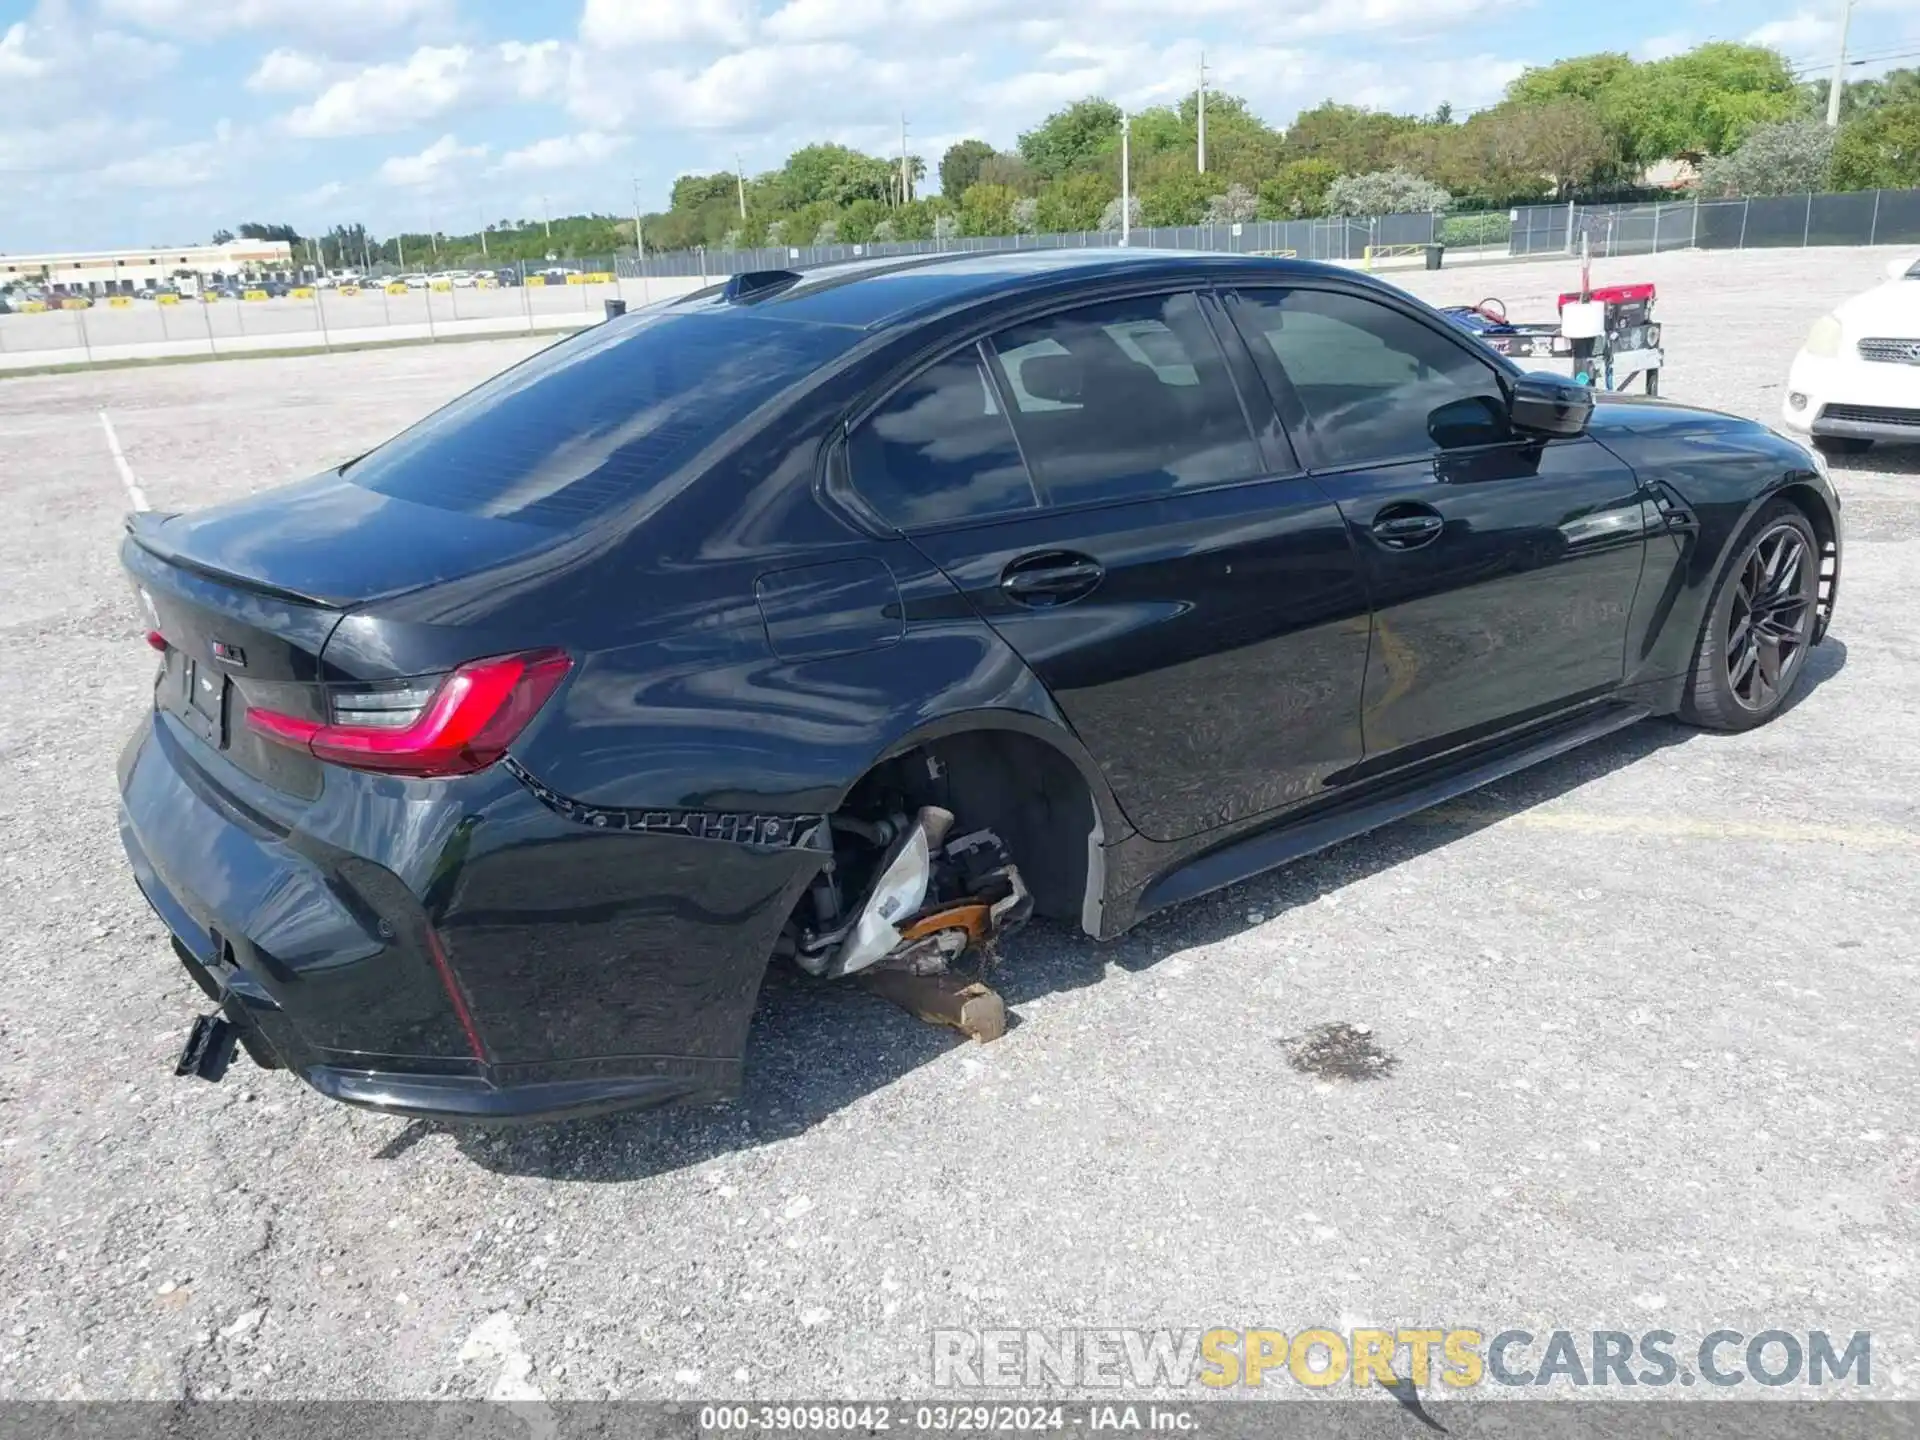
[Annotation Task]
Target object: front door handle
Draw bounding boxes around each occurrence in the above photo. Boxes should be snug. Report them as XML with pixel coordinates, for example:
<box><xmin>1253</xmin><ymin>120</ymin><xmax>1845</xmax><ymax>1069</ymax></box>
<box><xmin>1001</xmin><ymin>552</ymin><xmax>1105</xmax><ymax>606</ymax></box>
<box><xmin>1370</xmin><ymin>506</ymin><xmax>1446</xmax><ymax>550</ymax></box>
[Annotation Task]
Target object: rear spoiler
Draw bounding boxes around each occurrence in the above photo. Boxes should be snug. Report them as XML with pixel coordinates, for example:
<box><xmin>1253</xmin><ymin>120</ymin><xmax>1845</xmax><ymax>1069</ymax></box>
<box><xmin>123</xmin><ymin>511</ymin><xmax>340</xmax><ymax>609</ymax></box>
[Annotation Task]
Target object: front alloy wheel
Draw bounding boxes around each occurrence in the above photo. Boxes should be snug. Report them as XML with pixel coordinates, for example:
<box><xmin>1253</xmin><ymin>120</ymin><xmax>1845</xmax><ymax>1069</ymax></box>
<box><xmin>1725</xmin><ymin>523</ymin><xmax>1813</xmax><ymax>712</ymax></box>
<box><xmin>1680</xmin><ymin>502</ymin><xmax>1821</xmax><ymax>733</ymax></box>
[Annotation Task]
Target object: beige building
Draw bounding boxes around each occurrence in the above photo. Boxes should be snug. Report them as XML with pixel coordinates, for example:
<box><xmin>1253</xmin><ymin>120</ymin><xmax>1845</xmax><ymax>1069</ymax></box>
<box><xmin>0</xmin><ymin>240</ymin><xmax>296</xmax><ymax>295</ymax></box>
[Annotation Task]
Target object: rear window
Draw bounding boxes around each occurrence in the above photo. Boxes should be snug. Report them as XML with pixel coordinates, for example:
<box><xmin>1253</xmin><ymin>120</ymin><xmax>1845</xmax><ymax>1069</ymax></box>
<box><xmin>344</xmin><ymin>310</ymin><xmax>853</xmax><ymax>526</ymax></box>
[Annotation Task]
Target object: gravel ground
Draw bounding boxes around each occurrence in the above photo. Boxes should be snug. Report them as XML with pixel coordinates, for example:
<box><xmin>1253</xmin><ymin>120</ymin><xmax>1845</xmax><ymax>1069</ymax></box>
<box><xmin>1</xmin><ymin>245</ymin><xmax>1916</xmax><ymax>1404</ymax></box>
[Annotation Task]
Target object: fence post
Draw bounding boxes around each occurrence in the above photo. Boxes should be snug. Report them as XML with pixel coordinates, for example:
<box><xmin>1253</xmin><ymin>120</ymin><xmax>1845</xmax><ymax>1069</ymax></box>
<box><xmin>1652</xmin><ymin>201</ymin><xmax>1661</xmax><ymax>254</ymax></box>
<box><xmin>1869</xmin><ymin>189</ymin><xmax>1881</xmax><ymax>246</ymax></box>
<box><xmin>1738</xmin><ymin>198</ymin><xmax>1750</xmax><ymax>249</ymax></box>
<box><xmin>1803</xmin><ymin>192</ymin><xmax>1812</xmax><ymax>247</ymax></box>
<box><xmin>1690</xmin><ymin>197</ymin><xmax>1699</xmax><ymax>250</ymax></box>
<box><xmin>1566</xmin><ymin>199</ymin><xmax>1575</xmax><ymax>255</ymax></box>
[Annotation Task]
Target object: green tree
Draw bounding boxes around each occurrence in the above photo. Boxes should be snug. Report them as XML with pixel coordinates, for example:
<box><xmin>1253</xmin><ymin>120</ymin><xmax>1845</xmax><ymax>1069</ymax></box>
<box><xmin>837</xmin><ymin>197</ymin><xmax>891</xmax><ymax>243</ymax></box>
<box><xmin>1202</xmin><ymin>183</ymin><xmax>1259</xmax><ymax>223</ymax></box>
<box><xmin>1324</xmin><ymin>169</ymin><xmax>1452</xmax><ymax>216</ymax></box>
<box><xmin>1140</xmin><ymin>171</ymin><xmax>1211</xmax><ymax>226</ymax></box>
<box><xmin>939</xmin><ymin>139</ymin><xmax>996</xmax><ymax>197</ymax></box>
<box><xmin>1035</xmin><ymin>172</ymin><xmax>1114</xmax><ymax>230</ymax></box>
<box><xmin>1259</xmin><ymin>159</ymin><xmax>1337</xmax><ymax>218</ymax></box>
<box><xmin>1607</xmin><ymin>44</ymin><xmax>1800</xmax><ymax>164</ymax></box>
<box><xmin>1284</xmin><ymin>102</ymin><xmax>1418</xmax><ymax>174</ymax></box>
<box><xmin>958</xmin><ymin>182</ymin><xmax>1017</xmax><ymax>236</ymax></box>
<box><xmin>1697</xmin><ymin>118</ymin><xmax>1835</xmax><ymax>196</ymax></box>
<box><xmin>1018</xmin><ymin>97</ymin><xmax>1123</xmax><ymax>177</ymax></box>
<box><xmin>1485</xmin><ymin>97</ymin><xmax>1616</xmax><ymax>198</ymax></box>
<box><xmin>977</xmin><ymin>152</ymin><xmax>1040</xmax><ymax>194</ymax></box>
<box><xmin>1506</xmin><ymin>52</ymin><xmax>1636</xmax><ymax>107</ymax></box>
<box><xmin>210</xmin><ymin>228</ymin><xmax>235</xmax><ymax>245</ymax></box>
<box><xmin>1831</xmin><ymin>100</ymin><xmax>1920</xmax><ymax>188</ymax></box>
<box><xmin>670</xmin><ymin>173</ymin><xmax>739</xmax><ymax>211</ymax></box>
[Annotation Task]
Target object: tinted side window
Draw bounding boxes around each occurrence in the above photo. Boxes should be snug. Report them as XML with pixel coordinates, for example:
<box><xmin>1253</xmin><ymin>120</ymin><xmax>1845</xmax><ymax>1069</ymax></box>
<box><xmin>849</xmin><ymin>350</ymin><xmax>1038</xmax><ymax>528</ymax></box>
<box><xmin>987</xmin><ymin>292</ymin><xmax>1261</xmax><ymax>505</ymax></box>
<box><xmin>1233</xmin><ymin>289</ymin><xmax>1509</xmax><ymax>468</ymax></box>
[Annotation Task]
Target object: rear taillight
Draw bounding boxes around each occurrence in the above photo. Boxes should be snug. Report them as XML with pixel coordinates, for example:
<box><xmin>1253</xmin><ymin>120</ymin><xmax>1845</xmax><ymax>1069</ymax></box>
<box><xmin>145</xmin><ymin>630</ymin><xmax>169</xmax><ymax>652</ymax></box>
<box><xmin>246</xmin><ymin>649</ymin><xmax>571</xmax><ymax>778</ymax></box>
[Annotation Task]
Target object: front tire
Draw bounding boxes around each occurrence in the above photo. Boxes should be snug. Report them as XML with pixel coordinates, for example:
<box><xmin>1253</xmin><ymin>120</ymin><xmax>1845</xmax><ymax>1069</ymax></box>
<box><xmin>1678</xmin><ymin>502</ymin><xmax>1820</xmax><ymax>733</ymax></box>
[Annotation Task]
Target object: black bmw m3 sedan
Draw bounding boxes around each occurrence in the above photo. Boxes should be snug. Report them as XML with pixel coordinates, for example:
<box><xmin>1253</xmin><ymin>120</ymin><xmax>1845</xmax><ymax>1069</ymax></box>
<box><xmin>118</xmin><ymin>250</ymin><xmax>1841</xmax><ymax>1121</ymax></box>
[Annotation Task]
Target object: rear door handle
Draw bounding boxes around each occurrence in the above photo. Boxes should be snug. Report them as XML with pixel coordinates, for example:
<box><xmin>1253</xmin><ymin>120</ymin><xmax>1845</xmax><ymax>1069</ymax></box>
<box><xmin>1369</xmin><ymin>507</ymin><xmax>1446</xmax><ymax>550</ymax></box>
<box><xmin>1000</xmin><ymin>552</ymin><xmax>1105</xmax><ymax>606</ymax></box>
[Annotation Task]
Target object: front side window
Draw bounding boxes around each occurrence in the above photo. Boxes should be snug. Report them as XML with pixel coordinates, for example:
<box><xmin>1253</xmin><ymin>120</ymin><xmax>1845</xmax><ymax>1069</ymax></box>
<box><xmin>847</xmin><ymin>349</ymin><xmax>1038</xmax><ymax>528</ymax></box>
<box><xmin>986</xmin><ymin>292</ymin><xmax>1262</xmax><ymax>506</ymax></box>
<box><xmin>1233</xmin><ymin>288</ymin><xmax>1511</xmax><ymax>468</ymax></box>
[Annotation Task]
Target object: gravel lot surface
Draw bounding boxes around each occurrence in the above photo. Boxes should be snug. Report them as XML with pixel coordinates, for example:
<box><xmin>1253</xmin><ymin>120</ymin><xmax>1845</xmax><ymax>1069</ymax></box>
<box><xmin>1</xmin><ymin>245</ymin><xmax>1916</xmax><ymax>1403</ymax></box>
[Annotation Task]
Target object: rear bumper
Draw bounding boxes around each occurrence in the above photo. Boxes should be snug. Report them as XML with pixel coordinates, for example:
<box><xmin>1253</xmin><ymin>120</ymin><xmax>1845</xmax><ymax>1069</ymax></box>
<box><xmin>118</xmin><ymin>712</ymin><xmax>808</xmax><ymax>1123</ymax></box>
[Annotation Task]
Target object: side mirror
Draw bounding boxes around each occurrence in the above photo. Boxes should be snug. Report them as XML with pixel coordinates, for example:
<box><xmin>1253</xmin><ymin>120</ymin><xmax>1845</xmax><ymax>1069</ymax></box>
<box><xmin>1510</xmin><ymin>372</ymin><xmax>1594</xmax><ymax>439</ymax></box>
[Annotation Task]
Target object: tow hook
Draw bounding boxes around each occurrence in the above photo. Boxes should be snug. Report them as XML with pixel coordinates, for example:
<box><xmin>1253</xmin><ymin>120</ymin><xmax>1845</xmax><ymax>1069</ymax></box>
<box><xmin>175</xmin><ymin>1014</ymin><xmax>238</xmax><ymax>1082</ymax></box>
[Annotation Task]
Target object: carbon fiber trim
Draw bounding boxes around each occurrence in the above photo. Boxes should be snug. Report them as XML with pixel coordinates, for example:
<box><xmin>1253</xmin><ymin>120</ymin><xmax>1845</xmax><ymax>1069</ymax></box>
<box><xmin>502</xmin><ymin>757</ymin><xmax>825</xmax><ymax>849</ymax></box>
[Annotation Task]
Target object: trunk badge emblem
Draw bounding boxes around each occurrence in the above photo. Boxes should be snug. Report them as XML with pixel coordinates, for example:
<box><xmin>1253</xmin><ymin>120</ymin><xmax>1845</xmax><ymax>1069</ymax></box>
<box><xmin>210</xmin><ymin>641</ymin><xmax>246</xmax><ymax>667</ymax></box>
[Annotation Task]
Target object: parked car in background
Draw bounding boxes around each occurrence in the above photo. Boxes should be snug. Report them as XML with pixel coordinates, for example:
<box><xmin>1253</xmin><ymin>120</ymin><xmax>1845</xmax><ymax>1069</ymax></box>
<box><xmin>492</xmin><ymin>268</ymin><xmax>522</xmax><ymax>287</ymax></box>
<box><xmin>118</xmin><ymin>251</ymin><xmax>1842</xmax><ymax>1123</ymax></box>
<box><xmin>539</xmin><ymin>265</ymin><xmax>580</xmax><ymax>285</ymax></box>
<box><xmin>404</xmin><ymin>273</ymin><xmax>431</xmax><ymax>290</ymax></box>
<box><xmin>1782</xmin><ymin>253</ymin><xmax>1920</xmax><ymax>454</ymax></box>
<box><xmin>447</xmin><ymin>270</ymin><xmax>479</xmax><ymax>288</ymax></box>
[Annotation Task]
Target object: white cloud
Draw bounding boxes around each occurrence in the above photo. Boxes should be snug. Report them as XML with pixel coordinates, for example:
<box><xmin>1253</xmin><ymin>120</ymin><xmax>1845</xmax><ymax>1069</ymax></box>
<box><xmin>496</xmin><ymin>130</ymin><xmax>624</xmax><ymax>172</ymax></box>
<box><xmin>1746</xmin><ymin>11</ymin><xmax>1831</xmax><ymax>54</ymax></box>
<box><xmin>99</xmin><ymin>0</ymin><xmax>447</xmax><ymax>45</ymax></box>
<box><xmin>1635</xmin><ymin>31</ymin><xmax>1692</xmax><ymax>62</ymax></box>
<box><xmin>378</xmin><ymin>132</ymin><xmax>487</xmax><ymax>187</ymax></box>
<box><xmin>284</xmin><ymin>41</ymin><xmax>565</xmax><ymax>137</ymax></box>
<box><xmin>245</xmin><ymin>47</ymin><xmax>331</xmax><ymax>92</ymax></box>
<box><xmin>0</xmin><ymin>8</ymin><xmax>176</xmax><ymax>120</ymax></box>
<box><xmin>578</xmin><ymin>0</ymin><xmax>753</xmax><ymax>48</ymax></box>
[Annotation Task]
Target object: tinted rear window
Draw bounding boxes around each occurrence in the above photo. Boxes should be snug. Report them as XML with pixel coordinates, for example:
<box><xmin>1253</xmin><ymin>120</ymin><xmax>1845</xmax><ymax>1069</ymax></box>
<box><xmin>344</xmin><ymin>311</ymin><xmax>853</xmax><ymax>526</ymax></box>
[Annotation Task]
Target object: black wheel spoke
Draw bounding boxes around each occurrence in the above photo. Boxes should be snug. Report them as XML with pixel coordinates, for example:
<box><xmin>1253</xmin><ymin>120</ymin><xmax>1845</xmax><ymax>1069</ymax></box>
<box><xmin>1723</xmin><ymin>523</ymin><xmax>1811</xmax><ymax>713</ymax></box>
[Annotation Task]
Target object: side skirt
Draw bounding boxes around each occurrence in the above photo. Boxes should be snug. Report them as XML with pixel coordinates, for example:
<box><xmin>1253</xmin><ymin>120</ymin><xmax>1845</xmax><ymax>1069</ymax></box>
<box><xmin>1133</xmin><ymin>700</ymin><xmax>1651</xmax><ymax>919</ymax></box>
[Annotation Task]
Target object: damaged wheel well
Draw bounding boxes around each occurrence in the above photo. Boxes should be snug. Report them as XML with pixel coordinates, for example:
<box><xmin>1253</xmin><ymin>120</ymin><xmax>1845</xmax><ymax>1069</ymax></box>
<box><xmin>776</xmin><ymin>727</ymin><xmax>1104</xmax><ymax>977</ymax></box>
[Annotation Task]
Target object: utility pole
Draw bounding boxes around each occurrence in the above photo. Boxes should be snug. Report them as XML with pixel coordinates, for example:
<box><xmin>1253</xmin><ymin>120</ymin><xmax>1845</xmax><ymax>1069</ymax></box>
<box><xmin>900</xmin><ymin>113</ymin><xmax>911</xmax><ymax>207</ymax></box>
<box><xmin>1120</xmin><ymin>110</ymin><xmax>1131</xmax><ymax>247</ymax></box>
<box><xmin>1826</xmin><ymin>0</ymin><xmax>1856</xmax><ymax>126</ymax></box>
<box><xmin>631</xmin><ymin>175</ymin><xmax>647</xmax><ymax>264</ymax></box>
<box><xmin>735</xmin><ymin>152</ymin><xmax>748</xmax><ymax>220</ymax></box>
<box><xmin>543</xmin><ymin>196</ymin><xmax>552</xmax><ymax>239</ymax></box>
<box><xmin>1197</xmin><ymin>50</ymin><xmax>1207</xmax><ymax>175</ymax></box>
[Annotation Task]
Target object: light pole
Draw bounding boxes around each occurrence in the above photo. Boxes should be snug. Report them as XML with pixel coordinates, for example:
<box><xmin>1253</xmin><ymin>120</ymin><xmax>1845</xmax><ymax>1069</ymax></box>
<box><xmin>631</xmin><ymin>175</ymin><xmax>647</xmax><ymax>266</ymax></box>
<box><xmin>1197</xmin><ymin>50</ymin><xmax>1208</xmax><ymax>175</ymax></box>
<box><xmin>1826</xmin><ymin>0</ymin><xmax>1856</xmax><ymax>127</ymax></box>
<box><xmin>1120</xmin><ymin>110</ymin><xmax>1131</xmax><ymax>247</ymax></box>
<box><xmin>735</xmin><ymin>153</ymin><xmax>748</xmax><ymax>220</ymax></box>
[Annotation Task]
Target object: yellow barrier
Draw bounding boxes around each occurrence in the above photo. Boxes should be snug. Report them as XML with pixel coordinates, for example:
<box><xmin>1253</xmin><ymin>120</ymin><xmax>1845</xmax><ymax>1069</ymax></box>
<box><xmin>61</xmin><ymin>297</ymin><xmax>92</xmax><ymax>310</ymax></box>
<box><xmin>1361</xmin><ymin>244</ymin><xmax>1428</xmax><ymax>271</ymax></box>
<box><xmin>581</xmin><ymin>271</ymin><xmax>615</xmax><ymax>284</ymax></box>
<box><xmin>291</xmin><ymin>287</ymin><xmax>314</xmax><ymax>299</ymax></box>
<box><xmin>430</xmin><ymin>280</ymin><xmax>452</xmax><ymax>292</ymax></box>
<box><xmin>564</xmin><ymin>273</ymin><xmax>587</xmax><ymax>286</ymax></box>
<box><xmin>386</xmin><ymin>282</ymin><xmax>410</xmax><ymax>295</ymax></box>
<box><xmin>156</xmin><ymin>293</ymin><xmax>180</xmax><ymax>305</ymax></box>
<box><xmin>108</xmin><ymin>296</ymin><xmax>134</xmax><ymax>308</ymax></box>
<box><xmin>477</xmin><ymin>277</ymin><xmax>499</xmax><ymax>289</ymax></box>
<box><xmin>21</xmin><ymin>300</ymin><xmax>48</xmax><ymax>313</ymax></box>
<box><xmin>201</xmin><ymin>293</ymin><xmax>220</xmax><ymax>302</ymax></box>
<box><xmin>527</xmin><ymin>275</ymin><xmax>547</xmax><ymax>287</ymax></box>
<box><xmin>338</xmin><ymin>286</ymin><xmax>361</xmax><ymax>297</ymax></box>
<box><xmin>243</xmin><ymin>289</ymin><xmax>269</xmax><ymax>301</ymax></box>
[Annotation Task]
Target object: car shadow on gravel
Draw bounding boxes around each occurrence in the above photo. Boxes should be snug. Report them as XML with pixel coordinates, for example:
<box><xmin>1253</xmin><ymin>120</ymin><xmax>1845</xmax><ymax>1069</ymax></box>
<box><xmin>433</xmin><ymin>640</ymin><xmax>1847</xmax><ymax>1183</ymax></box>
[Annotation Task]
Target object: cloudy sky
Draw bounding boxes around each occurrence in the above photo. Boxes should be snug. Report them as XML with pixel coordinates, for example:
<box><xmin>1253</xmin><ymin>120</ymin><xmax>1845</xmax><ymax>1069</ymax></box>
<box><xmin>2</xmin><ymin>0</ymin><xmax>1917</xmax><ymax>251</ymax></box>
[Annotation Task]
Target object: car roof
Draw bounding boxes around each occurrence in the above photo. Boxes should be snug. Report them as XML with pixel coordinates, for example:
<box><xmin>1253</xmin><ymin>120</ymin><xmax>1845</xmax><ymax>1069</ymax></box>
<box><xmin>666</xmin><ymin>248</ymin><xmax>1366</xmax><ymax>332</ymax></box>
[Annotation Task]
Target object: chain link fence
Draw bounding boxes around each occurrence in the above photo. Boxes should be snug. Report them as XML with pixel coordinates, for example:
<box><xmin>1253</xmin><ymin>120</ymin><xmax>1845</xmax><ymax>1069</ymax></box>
<box><xmin>1511</xmin><ymin>189</ymin><xmax>1920</xmax><ymax>259</ymax></box>
<box><xmin>8</xmin><ymin>189</ymin><xmax>1918</xmax><ymax>371</ymax></box>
